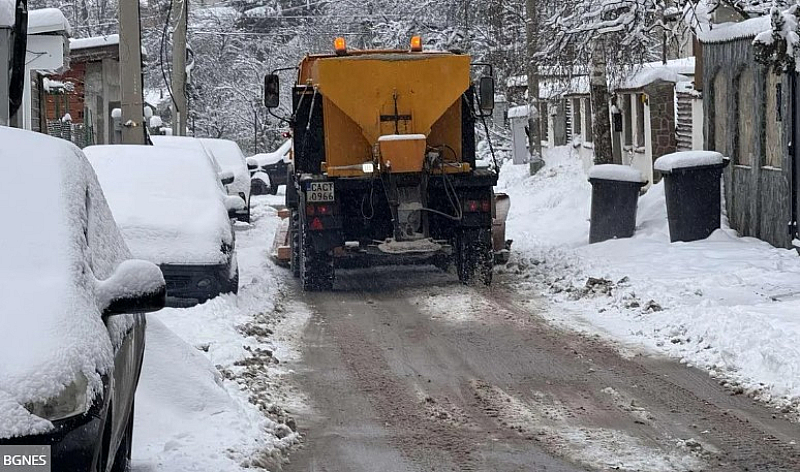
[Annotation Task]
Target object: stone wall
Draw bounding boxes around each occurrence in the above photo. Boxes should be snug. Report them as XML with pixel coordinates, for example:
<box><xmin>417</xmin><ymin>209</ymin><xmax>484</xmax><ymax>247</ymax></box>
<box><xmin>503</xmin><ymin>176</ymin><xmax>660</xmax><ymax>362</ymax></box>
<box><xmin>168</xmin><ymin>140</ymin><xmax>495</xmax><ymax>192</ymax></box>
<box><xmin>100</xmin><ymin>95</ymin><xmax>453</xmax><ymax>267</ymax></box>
<box><xmin>644</xmin><ymin>80</ymin><xmax>677</xmax><ymax>183</ymax></box>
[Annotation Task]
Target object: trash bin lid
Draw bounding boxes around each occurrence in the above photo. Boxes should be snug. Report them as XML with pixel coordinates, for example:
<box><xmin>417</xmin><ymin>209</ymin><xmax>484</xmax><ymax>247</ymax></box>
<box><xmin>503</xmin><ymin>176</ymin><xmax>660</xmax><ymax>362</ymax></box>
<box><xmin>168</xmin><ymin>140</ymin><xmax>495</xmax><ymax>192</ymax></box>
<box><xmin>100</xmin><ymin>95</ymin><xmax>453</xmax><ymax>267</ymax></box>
<box><xmin>655</xmin><ymin>151</ymin><xmax>726</xmax><ymax>174</ymax></box>
<box><xmin>587</xmin><ymin>164</ymin><xmax>647</xmax><ymax>184</ymax></box>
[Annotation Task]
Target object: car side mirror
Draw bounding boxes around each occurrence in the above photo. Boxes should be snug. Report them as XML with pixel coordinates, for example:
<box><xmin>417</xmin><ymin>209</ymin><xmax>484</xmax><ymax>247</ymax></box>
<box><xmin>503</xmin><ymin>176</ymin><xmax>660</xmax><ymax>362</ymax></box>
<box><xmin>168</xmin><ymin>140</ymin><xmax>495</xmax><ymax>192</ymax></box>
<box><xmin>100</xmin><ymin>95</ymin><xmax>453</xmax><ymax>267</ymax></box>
<box><xmin>224</xmin><ymin>195</ymin><xmax>246</xmax><ymax>218</ymax></box>
<box><xmin>265</xmin><ymin>74</ymin><xmax>280</xmax><ymax>109</ymax></box>
<box><xmin>98</xmin><ymin>260</ymin><xmax>166</xmax><ymax>316</ymax></box>
<box><xmin>478</xmin><ymin>76</ymin><xmax>495</xmax><ymax>113</ymax></box>
<box><xmin>246</xmin><ymin>157</ymin><xmax>259</xmax><ymax>172</ymax></box>
<box><xmin>220</xmin><ymin>170</ymin><xmax>235</xmax><ymax>186</ymax></box>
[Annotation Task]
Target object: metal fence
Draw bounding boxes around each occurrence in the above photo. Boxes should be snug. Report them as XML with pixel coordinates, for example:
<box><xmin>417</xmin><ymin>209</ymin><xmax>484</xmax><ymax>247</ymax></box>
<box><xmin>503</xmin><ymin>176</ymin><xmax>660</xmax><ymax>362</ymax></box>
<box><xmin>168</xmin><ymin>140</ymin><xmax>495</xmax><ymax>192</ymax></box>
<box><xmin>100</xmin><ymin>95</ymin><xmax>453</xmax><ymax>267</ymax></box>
<box><xmin>46</xmin><ymin>120</ymin><xmax>93</xmax><ymax>148</ymax></box>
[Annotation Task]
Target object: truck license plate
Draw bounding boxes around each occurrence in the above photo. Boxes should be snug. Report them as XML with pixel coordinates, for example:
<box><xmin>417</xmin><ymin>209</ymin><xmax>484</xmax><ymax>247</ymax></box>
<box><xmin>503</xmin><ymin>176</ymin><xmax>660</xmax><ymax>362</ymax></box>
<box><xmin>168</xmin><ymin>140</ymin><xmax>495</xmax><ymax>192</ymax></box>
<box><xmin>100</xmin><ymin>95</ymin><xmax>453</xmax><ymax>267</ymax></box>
<box><xmin>308</xmin><ymin>182</ymin><xmax>335</xmax><ymax>202</ymax></box>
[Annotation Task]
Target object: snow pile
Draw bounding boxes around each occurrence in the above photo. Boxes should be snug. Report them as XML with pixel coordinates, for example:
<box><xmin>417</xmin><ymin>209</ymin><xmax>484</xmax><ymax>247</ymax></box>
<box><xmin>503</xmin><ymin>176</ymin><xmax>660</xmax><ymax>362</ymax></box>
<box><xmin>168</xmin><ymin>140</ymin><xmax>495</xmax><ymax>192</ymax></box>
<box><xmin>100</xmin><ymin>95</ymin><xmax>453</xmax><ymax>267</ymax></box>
<box><xmin>200</xmin><ymin>138</ymin><xmax>251</xmax><ymax>200</ymax></box>
<box><xmin>0</xmin><ymin>127</ymin><xmax>132</xmax><ymax>438</ymax></box>
<box><xmin>499</xmin><ymin>146</ymin><xmax>800</xmax><ymax>414</ymax></box>
<box><xmin>0</xmin><ymin>0</ymin><xmax>13</xmax><ymax>27</ymax></box>
<box><xmin>654</xmin><ymin>150</ymin><xmax>725</xmax><ymax>173</ymax></box>
<box><xmin>134</xmin><ymin>195</ymin><xmax>303</xmax><ymax>471</ymax></box>
<box><xmin>85</xmin><ymin>145</ymin><xmax>233</xmax><ymax>265</ymax></box>
<box><xmin>588</xmin><ymin>164</ymin><xmax>646</xmax><ymax>183</ymax></box>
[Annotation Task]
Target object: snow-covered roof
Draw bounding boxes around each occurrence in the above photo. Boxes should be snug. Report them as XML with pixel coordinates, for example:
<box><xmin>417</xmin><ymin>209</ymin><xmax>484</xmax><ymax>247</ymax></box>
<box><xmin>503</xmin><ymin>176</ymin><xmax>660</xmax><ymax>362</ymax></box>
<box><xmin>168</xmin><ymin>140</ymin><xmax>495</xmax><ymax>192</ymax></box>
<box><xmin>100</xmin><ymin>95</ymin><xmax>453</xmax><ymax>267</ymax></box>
<box><xmin>0</xmin><ymin>127</ymin><xmax>132</xmax><ymax>439</ymax></box>
<box><xmin>85</xmin><ymin>145</ymin><xmax>233</xmax><ymax>265</ymax></box>
<box><xmin>199</xmin><ymin>138</ymin><xmax>250</xmax><ymax>199</ymax></box>
<box><xmin>540</xmin><ymin>75</ymin><xmax>590</xmax><ymax>99</ymax></box>
<box><xmin>252</xmin><ymin>139</ymin><xmax>292</xmax><ymax>166</ymax></box>
<box><xmin>70</xmin><ymin>33</ymin><xmax>118</xmax><ymax>50</ymax></box>
<box><xmin>698</xmin><ymin>15</ymin><xmax>770</xmax><ymax>44</ymax></box>
<box><xmin>616</xmin><ymin>57</ymin><xmax>695</xmax><ymax>91</ymax></box>
<box><xmin>507</xmin><ymin>105</ymin><xmax>529</xmax><ymax>119</ymax></box>
<box><xmin>28</xmin><ymin>8</ymin><xmax>70</xmax><ymax>35</ymax></box>
<box><xmin>1</xmin><ymin>0</ymin><xmax>14</xmax><ymax>28</ymax></box>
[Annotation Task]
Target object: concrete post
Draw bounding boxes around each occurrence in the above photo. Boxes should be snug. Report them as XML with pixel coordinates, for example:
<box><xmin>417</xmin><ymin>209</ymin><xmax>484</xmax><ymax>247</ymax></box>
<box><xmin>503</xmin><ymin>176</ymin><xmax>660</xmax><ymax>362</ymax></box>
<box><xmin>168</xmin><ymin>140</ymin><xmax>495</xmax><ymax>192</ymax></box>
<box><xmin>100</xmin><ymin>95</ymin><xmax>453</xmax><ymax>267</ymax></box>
<box><xmin>119</xmin><ymin>0</ymin><xmax>145</xmax><ymax>144</ymax></box>
<box><xmin>0</xmin><ymin>28</ymin><xmax>10</xmax><ymax>126</ymax></box>
<box><xmin>172</xmin><ymin>0</ymin><xmax>187</xmax><ymax>136</ymax></box>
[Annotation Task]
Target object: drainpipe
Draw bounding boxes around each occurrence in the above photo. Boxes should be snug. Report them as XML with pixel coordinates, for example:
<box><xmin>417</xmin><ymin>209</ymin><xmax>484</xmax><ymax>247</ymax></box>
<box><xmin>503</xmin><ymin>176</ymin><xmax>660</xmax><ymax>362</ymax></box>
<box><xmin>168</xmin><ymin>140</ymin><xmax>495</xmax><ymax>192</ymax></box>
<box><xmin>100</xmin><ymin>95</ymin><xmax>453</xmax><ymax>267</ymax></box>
<box><xmin>8</xmin><ymin>0</ymin><xmax>26</xmax><ymax>126</ymax></box>
<box><xmin>791</xmin><ymin>71</ymin><xmax>799</xmax><ymax>243</ymax></box>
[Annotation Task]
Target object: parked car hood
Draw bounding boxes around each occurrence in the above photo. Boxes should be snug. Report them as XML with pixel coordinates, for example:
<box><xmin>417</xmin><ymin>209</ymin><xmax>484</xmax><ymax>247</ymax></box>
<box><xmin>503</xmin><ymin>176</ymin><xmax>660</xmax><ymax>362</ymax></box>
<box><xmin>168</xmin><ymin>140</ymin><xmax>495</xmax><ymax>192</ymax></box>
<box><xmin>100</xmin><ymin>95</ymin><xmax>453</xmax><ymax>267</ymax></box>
<box><xmin>0</xmin><ymin>128</ymin><xmax>128</xmax><ymax>439</ymax></box>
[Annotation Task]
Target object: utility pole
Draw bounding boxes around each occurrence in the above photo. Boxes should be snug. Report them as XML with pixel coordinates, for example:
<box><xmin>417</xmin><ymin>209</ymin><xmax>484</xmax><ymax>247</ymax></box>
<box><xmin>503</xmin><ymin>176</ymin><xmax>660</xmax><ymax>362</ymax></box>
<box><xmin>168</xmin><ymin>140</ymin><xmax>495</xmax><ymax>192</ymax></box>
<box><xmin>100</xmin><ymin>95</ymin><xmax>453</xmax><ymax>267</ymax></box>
<box><xmin>172</xmin><ymin>0</ymin><xmax>188</xmax><ymax>136</ymax></box>
<box><xmin>463</xmin><ymin>0</ymin><xmax>469</xmax><ymax>51</ymax></box>
<box><xmin>525</xmin><ymin>0</ymin><xmax>544</xmax><ymax>174</ymax></box>
<box><xmin>119</xmin><ymin>0</ymin><xmax>145</xmax><ymax>144</ymax></box>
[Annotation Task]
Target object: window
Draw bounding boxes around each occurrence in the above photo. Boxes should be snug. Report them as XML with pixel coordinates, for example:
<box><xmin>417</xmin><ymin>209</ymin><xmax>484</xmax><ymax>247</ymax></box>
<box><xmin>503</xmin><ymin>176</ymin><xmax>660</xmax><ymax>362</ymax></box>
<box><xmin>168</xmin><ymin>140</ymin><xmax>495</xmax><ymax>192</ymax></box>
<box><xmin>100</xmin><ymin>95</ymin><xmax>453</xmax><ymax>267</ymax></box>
<box><xmin>584</xmin><ymin>98</ymin><xmax>593</xmax><ymax>143</ymax></box>
<box><xmin>736</xmin><ymin>67</ymin><xmax>755</xmax><ymax>166</ymax></box>
<box><xmin>635</xmin><ymin>93</ymin><xmax>645</xmax><ymax>147</ymax></box>
<box><xmin>765</xmin><ymin>72</ymin><xmax>783</xmax><ymax>168</ymax></box>
<box><xmin>713</xmin><ymin>71</ymin><xmax>727</xmax><ymax>154</ymax></box>
<box><xmin>623</xmin><ymin>94</ymin><xmax>633</xmax><ymax>146</ymax></box>
<box><xmin>572</xmin><ymin>98</ymin><xmax>582</xmax><ymax>137</ymax></box>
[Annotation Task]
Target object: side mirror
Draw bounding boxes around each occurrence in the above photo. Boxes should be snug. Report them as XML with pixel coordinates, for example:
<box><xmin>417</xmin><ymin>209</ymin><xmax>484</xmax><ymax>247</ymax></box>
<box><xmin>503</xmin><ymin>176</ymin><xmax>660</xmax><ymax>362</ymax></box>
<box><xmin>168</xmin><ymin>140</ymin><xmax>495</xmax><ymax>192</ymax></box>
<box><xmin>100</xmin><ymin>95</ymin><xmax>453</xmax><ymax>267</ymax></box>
<box><xmin>264</xmin><ymin>74</ymin><xmax>280</xmax><ymax>109</ymax></box>
<box><xmin>246</xmin><ymin>157</ymin><xmax>259</xmax><ymax>172</ymax></box>
<box><xmin>225</xmin><ymin>195</ymin><xmax>246</xmax><ymax>217</ymax></box>
<box><xmin>98</xmin><ymin>260</ymin><xmax>166</xmax><ymax>316</ymax></box>
<box><xmin>478</xmin><ymin>76</ymin><xmax>495</xmax><ymax>113</ymax></box>
<box><xmin>220</xmin><ymin>170</ymin><xmax>235</xmax><ymax>186</ymax></box>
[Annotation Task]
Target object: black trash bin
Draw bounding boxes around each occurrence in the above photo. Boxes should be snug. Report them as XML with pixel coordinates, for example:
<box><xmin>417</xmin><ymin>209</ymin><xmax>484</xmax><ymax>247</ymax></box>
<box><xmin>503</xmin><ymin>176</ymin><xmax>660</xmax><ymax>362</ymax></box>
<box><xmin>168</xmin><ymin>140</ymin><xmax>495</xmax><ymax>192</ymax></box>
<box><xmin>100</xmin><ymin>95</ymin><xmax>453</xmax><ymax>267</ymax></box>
<box><xmin>588</xmin><ymin>165</ymin><xmax>647</xmax><ymax>244</ymax></box>
<box><xmin>654</xmin><ymin>151</ymin><xmax>729</xmax><ymax>243</ymax></box>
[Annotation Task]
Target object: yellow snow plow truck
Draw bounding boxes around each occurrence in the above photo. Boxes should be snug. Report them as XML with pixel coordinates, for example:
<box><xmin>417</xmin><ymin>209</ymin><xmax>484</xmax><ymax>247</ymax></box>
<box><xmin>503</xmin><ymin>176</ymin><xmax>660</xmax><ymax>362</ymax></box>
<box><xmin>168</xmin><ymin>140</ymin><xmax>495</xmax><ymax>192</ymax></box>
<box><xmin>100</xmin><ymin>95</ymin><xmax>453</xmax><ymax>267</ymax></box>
<box><xmin>265</xmin><ymin>37</ymin><xmax>508</xmax><ymax>291</ymax></box>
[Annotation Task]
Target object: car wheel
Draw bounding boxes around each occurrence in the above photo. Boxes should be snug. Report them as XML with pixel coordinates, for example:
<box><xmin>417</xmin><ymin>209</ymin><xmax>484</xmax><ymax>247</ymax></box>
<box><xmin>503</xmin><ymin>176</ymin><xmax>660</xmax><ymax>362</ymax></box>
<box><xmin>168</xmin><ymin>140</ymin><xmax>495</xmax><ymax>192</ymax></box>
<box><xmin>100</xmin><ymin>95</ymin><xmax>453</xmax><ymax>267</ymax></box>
<box><xmin>110</xmin><ymin>402</ymin><xmax>134</xmax><ymax>472</ymax></box>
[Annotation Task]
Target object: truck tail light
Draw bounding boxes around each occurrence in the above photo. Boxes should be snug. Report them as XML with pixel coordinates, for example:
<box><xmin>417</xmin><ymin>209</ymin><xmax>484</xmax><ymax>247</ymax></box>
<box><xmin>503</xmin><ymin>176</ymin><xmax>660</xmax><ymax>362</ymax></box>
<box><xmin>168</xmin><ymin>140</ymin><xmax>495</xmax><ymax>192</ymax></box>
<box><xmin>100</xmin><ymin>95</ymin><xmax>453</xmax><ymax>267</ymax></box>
<box><xmin>464</xmin><ymin>200</ymin><xmax>491</xmax><ymax>213</ymax></box>
<box><xmin>306</xmin><ymin>203</ymin><xmax>334</xmax><ymax>216</ymax></box>
<box><xmin>310</xmin><ymin>217</ymin><xmax>324</xmax><ymax>230</ymax></box>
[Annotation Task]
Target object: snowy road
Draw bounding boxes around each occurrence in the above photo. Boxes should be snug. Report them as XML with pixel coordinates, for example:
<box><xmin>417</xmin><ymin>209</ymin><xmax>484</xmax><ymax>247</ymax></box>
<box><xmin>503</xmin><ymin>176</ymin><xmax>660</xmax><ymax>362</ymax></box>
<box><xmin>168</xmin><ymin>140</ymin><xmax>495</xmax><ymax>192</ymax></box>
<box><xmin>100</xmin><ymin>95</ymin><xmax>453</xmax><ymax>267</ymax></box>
<box><xmin>283</xmin><ymin>267</ymin><xmax>800</xmax><ymax>471</ymax></box>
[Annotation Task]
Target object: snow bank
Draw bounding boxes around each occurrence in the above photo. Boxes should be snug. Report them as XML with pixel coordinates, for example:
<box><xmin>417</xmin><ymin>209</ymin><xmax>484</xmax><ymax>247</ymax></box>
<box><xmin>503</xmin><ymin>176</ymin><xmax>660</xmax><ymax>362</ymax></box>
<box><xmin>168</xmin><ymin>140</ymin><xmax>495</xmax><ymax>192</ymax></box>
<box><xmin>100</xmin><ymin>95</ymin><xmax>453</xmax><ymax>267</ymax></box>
<box><xmin>0</xmin><ymin>127</ymin><xmax>132</xmax><ymax>438</ymax></box>
<box><xmin>654</xmin><ymin>150</ymin><xmax>725</xmax><ymax>172</ymax></box>
<box><xmin>588</xmin><ymin>164</ymin><xmax>646</xmax><ymax>183</ymax></box>
<box><xmin>28</xmin><ymin>8</ymin><xmax>69</xmax><ymax>34</ymax></box>
<box><xmin>499</xmin><ymin>145</ymin><xmax>800</xmax><ymax>414</ymax></box>
<box><xmin>0</xmin><ymin>0</ymin><xmax>14</xmax><ymax>28</ymax></box>
<box><xmin>134</xmin><ymin>196</ymin><xmax>303</xmax><ymax>471</ymax></box>
<box><xmin>85</xmin><ymin>145</ymin><xmax>233</xmax><ymax>265</ymax></box>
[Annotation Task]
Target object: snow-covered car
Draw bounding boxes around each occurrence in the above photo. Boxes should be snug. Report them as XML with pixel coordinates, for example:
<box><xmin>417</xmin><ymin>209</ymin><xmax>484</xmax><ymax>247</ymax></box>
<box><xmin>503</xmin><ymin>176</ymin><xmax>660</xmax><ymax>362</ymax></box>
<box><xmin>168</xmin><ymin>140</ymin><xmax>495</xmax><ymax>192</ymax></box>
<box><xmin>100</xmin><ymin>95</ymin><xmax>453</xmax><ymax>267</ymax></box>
<box><xmin>200</xmin><ymin>138</ymin><xmax>251</xmax><ymax>222</ymax></box>
<box><xmin>85</xmin><ymin>145</ymin><xmax>240</xmax><ymax>307</ymax></box>
<box><xmin>0</xmin><ymin>127</ymin><xmax>166</xmax><ymax>471</ymax></box>
<box><xmin>249</xmin><ymin>139</ymin><xmax>292</xmax><ymax>195</ymax></box>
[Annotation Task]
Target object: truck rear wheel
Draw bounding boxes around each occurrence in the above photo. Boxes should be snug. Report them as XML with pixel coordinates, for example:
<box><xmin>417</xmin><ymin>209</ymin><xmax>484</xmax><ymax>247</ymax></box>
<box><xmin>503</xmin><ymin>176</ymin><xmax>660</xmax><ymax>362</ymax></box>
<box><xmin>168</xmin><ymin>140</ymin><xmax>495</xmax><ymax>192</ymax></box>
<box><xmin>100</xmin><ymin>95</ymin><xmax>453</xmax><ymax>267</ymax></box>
<box><xmin>456</xmin><ymin>229</ymin><xmax>493</xmax><ymax>286</ymax></box>
<box><xmin>299</xmin><ymin>224</ymin><xmax>335</xmax><ymax>291</ymax></box>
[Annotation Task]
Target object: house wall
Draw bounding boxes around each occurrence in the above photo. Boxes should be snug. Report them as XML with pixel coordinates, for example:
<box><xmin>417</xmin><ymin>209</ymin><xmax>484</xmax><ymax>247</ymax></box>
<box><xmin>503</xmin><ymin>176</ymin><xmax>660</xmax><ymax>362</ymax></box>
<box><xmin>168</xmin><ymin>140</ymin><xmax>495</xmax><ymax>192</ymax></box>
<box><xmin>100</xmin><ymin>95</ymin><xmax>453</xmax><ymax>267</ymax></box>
<box><xmin>703</xmin><ymin>38</ymin><xmax>793</xmax><ymax>249</ymax></box>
